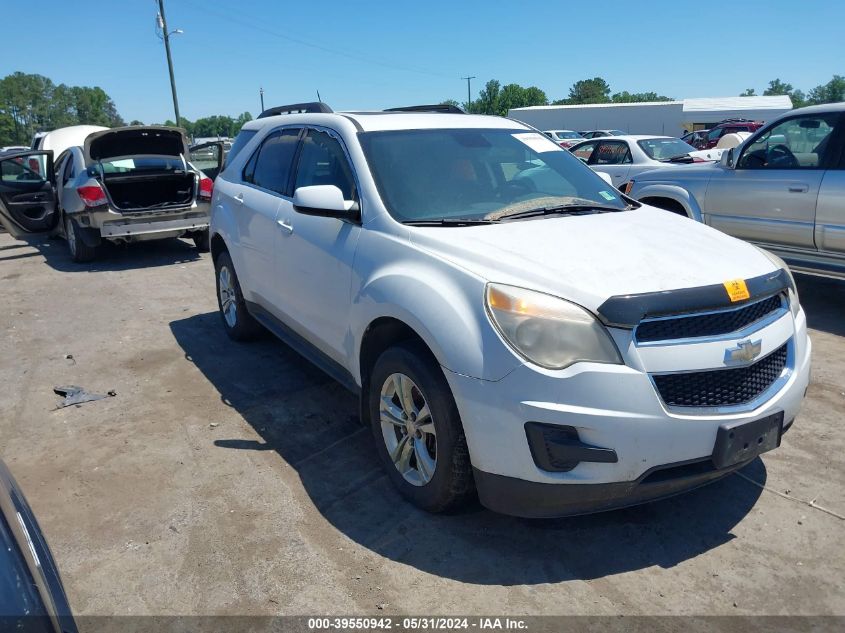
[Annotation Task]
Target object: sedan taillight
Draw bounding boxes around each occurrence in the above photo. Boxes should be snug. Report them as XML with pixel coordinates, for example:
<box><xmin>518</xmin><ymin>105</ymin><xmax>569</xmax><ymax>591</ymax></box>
<box><xmin>199</xmin><ymin>176</ymin><xmax>213</xmax><ymax>201</ymax></box>
<box><xmin>77</xmin><ymin>184</ymin><xmax>108</xmax><ymax>208</ymax></box>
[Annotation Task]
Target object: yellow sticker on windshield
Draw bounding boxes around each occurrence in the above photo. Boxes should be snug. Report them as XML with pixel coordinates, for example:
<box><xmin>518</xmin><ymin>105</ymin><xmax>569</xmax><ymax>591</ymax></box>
<box><xmin>723</xmin><ymin>279</ymin><xmax>750</xmax><ymax>302</ymax></box>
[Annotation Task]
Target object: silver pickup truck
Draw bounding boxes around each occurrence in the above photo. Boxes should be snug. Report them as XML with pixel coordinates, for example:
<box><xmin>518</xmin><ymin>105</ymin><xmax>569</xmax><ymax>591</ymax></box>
<box><xmin>628</xmin><ymin>103</ymin><xmax>845</xmax><ymax>278</ymax></box>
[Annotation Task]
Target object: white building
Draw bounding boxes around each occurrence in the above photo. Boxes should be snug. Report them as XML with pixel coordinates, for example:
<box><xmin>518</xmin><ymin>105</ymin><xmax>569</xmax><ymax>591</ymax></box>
<box><xmin>508</xmin><ymin>96</ymin><xmax>793</xmax><ymax>137</ymax></box>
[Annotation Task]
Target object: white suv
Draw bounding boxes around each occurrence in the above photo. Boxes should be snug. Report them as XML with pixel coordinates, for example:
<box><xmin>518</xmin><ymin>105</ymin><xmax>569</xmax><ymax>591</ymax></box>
<box><xmin>208</xmin><ymin>103</ymin><xmax>811</xmax><ymax>517</ymax></box>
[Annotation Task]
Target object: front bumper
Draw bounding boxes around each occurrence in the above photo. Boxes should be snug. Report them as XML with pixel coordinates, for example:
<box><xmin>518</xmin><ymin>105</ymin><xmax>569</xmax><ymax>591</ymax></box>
<box><xmin>444</xmin><ymin>309</ymin><xmax>811</xmax><ymax>517</ymax></box>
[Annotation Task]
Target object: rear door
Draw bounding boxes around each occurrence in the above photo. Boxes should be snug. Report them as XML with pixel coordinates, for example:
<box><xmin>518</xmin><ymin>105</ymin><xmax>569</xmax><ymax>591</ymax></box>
<box><xmin>0</xmin><ymin>151</ymin><xmax>58</xmax><ymax>238</ymax></box>
<box><xmin>189</xmin><ymin>142</ymin><xmax>224</xmax><ymax>180</ymax></box>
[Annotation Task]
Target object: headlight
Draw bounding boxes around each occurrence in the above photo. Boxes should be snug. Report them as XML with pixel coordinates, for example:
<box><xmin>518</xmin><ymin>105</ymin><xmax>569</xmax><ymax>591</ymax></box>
<box><xmin>485</xmin><ymin>283</ymin><xmax>622</xmax><ymax>370</ymax></box>
<box><xmin>755</xmin><ymin>247</ymin><xmax>800</xmax><ymax>317</ymax></box>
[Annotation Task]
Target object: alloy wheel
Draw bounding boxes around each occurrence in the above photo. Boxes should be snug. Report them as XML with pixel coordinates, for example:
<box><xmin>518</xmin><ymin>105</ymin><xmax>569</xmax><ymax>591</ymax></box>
<box><xmin>379</xmin><ymin>372</ymin><xmax>437</xmax><ymax>486</ymax></box>
<box><xmin>218</xmin><ymin>265</ymin><xmax>237</xmax><ymax>328</ymax></box>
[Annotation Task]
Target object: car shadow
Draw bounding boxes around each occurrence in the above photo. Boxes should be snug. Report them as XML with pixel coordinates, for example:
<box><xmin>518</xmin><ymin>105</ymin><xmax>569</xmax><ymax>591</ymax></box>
<box><xmin>17</xmin><ymin>235</ymin><xmax>201</xmax><ymax>272</ymax></box>
<box><xmin>795</xmin><ymin>273</ymin><xmax>845</xmax><ymax>337</ymax></box>
<box><xmin>170</xmin><ymin>312</ymin><xmax>766</xmax><ymax>585</ymax></box>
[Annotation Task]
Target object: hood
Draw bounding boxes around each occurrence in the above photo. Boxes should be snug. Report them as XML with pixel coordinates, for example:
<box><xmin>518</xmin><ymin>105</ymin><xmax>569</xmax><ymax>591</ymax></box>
<box><xmin>409</xmin><ymin>206</ymin><xmax>778</xmax><ymax>314</ymax></box>
<box><xmin>84</xmin><ymin>126</ymin><xmax>190</xmax><ymax>162</ymax></box>
<box><xmin>636</xmin><ymin>161</ymin><xmax>721</xmax><ymax>182</ymax></box>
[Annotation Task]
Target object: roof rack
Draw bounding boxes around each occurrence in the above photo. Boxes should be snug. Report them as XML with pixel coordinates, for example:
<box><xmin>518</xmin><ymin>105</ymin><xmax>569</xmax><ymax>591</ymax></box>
<box><xmin>383</xmin><ymin>104</ymin><xmax>466</xmax><ymax>114</ymax></box>
<box><xmin>258</xmin><ymin>102</ymin><xmax>333</xmax><ymax>118</ymax></box>
<box><xmin>719</xmin><ymin>117</ymin><xmax>755</xmax><ymax>123</ymax></box>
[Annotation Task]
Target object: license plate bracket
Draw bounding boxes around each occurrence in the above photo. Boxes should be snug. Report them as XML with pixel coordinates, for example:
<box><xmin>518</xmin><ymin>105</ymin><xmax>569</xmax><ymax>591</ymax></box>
<box><xmin>711</xmin><ymin>412</ymin><xmax>784</xmax><ymax>470</ymax></box>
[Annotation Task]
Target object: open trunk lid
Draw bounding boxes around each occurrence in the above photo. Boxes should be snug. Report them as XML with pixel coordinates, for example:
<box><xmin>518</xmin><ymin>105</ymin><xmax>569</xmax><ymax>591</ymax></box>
<box><xmin>84</xmin><ymin>126</ymin><xmax>190</xmax><ymax>163</ymax></box>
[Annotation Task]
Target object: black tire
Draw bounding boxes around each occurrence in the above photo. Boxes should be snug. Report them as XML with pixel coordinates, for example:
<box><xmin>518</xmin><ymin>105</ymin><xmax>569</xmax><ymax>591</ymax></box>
<box><xmin>64</xmin><ymin>215</ymin><xmax>97</xmax><ymax>263</ymax></box>
<box><xmin>214</xmin><ymin>251</ymin><xmax>263</xmax><ymax>341</ymax></box>
<box><xmin>368</xmin><ymin>341</ymin><xmax>474</xmax><ymax>513</ymax></box>
<box><xmin>193</xmin><ymin>229</ymin><xmax>211</xmax><ymax>252</ymax></box>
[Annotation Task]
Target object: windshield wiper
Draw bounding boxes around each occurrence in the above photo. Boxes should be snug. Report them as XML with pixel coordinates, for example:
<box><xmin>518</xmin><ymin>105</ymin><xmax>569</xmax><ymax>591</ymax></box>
<box><xmin>492</xmin><ymin>203</ymin><xmax>629</xmax><ymax>222</ymax></box>
<box><xmin>661</xmin><ymin>154</ymin><xmax>695</xmax><ymax>163</ymax></box>
<box><xmin>403</xmin><ymin>218</ymin><xmax>496</xmax><ymax>226</ymax></box>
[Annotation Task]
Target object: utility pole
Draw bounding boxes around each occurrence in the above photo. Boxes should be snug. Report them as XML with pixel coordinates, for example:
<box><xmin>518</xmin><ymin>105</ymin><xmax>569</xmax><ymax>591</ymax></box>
<box><xmin>157</xmin><ymin>0</ymin><xmax>181</xmax><ymax>125</ymax></box>
<box><xmin>461</xmin><ymin>76</ymin><xmax>476</xmax><ymax>108</ymax></box>
<box><xmin>260</xmin><ymin>87</ymin><xmax>265</xmax><ymax>112</ymax></box>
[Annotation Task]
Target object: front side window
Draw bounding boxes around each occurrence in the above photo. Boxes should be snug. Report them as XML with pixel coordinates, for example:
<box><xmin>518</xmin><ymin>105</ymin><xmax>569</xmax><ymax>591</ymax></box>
<box><xmin>294</xmin><ymin>129</ymin><xmax>357</xmax><ymax>200</ymax></box>
<box><xmin>572</xmin><ymin>141</ymin><xmax>598</xmax><ymax>162</ymax></box>
<box><xmin>247</xmin><ymin>128</ymin><xmax>301</xmax><ymax>194</ymax></box>
<box><xmin>359</xmin><ymin>128</ymin><xmax>628</xmax><ymax>223</ymax></box>
<box><xmin>738</xmin><ymin>114</ymin><xmax>839</xmax><ymax>169</ymax></box>
<box><xmin>1</xmin><ymin>154</ymin><xmax>48</xmax><ymax>183</ymax></box>
<box><xmin>592</xmin><ymin>141</ymin><xmax>631</xmax><ymax>165</ymax></box>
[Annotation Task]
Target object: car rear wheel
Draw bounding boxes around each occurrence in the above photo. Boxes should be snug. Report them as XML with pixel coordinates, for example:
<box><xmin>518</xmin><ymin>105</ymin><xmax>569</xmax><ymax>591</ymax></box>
<box><xmin>193</xmin><ymin>229</ymin><xmax>210</xmax><ymax>252</ymax></box>
<box><xmin>64</xmin><ymin>215</ymin><xmax>97</xmax><ymax>263</ymax></box>
<box><xmin>214</xmin><ymin>251</ymin><xmax>262</xmax><ymax>341</ymax></box>
<box><xmin>369</xmin><ymin>341</ymin><xmax>474</xmax><ymax>512</ymax></box>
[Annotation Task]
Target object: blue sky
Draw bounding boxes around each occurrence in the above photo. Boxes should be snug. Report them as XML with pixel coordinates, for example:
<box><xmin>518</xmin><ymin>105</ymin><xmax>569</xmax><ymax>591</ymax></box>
<box><xmin>4</xmin><ymin>0</ymin><xmax>844</xmax><ymax>123</ymax></box>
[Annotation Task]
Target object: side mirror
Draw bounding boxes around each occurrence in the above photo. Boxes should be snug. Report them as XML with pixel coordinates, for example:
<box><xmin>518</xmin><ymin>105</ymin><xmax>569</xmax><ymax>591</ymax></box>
<box><xmin>597</xmin><ymin>171</ymin><xmax>614</xmax><ymax>187</ymax></box>
<box><xmin>720</xmin><ymin>147</ymin><xmax>735</xmax><ymax>169</ymax></box>
<box><xmin>292</xmin><ymin>185</ymin><xmax>359</xmax><ymax>220</ymax></box>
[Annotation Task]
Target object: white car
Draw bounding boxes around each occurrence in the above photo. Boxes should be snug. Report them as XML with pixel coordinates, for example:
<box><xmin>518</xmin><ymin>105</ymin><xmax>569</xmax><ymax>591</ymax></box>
<box><xmin>542</xmin><ymin>129</ymin><xmax>584</xmax><ymax>148</ymax></box>
<box><xmin>208</xmin><ymin>102</ymin><xmax>810</xmax><ymax>517</ymax></box>
<box><xmin>570</xmin><ymin>135</ymin><xmax>725</xmax><ymax>190</ymax></box>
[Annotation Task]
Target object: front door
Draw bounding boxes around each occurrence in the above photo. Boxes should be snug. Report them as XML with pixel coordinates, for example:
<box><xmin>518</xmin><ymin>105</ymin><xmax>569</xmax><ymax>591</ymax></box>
<box><xmin>189</xmin><ymin>142</ymin><xmax>224</xmax><ymax>181</ymax></box>
<box><xmin>274</xmin><ymin>127</ymin><xmax>361</xmax><ymax>365</ymax></box>
<box><xmin>704</xmin><ymin>112</ymin><xmax>841</xmax><ymax>251</ymax></box>
<box><xmin>0</xmin><ymin>151</ymin><xmax>57</xmax><ymax>238</ymax></box>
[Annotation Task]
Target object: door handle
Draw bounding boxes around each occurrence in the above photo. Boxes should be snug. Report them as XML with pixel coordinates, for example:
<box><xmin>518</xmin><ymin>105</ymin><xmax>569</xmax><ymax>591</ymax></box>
<box><xmin>233</xmin><ymin>193</ymin><xmax>244</xmax><ymax>204</ymax></box>
<box><xmin>277</xmin><ymin>218</ymin><xmax>293</xmax><ymax>234</ymax></box>
<box><xmin>788</xmin><ymin>184</ymin><xmax>809</xmax><ymax>193</ymax></box>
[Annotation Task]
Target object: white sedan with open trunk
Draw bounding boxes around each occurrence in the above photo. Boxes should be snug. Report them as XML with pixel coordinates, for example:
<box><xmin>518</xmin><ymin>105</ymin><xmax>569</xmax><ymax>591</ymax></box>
<box><xmin>0</xmin><ymin>125</ymin><xmax>222</xmax><ymax>261</ymax></box>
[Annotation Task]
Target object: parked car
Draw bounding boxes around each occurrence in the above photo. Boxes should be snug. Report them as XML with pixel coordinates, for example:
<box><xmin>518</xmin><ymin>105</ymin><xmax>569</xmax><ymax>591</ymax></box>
<box><xmin>580</xmin><ymin>129</ymin><xmax>626</xmax><ymax>139</ymax></box>
<box><xmin>0</xmin><ymin>145</ymin><xmax>30</xmax><ymax>155</ymax></box>
<box><xmin>681</xmin><ymin>130</ymin><xmax>708</xmax><ymax>148</ymax></box>
<box><xmin>699</xmin><ymin>118</ymin><xmax>764</xmax><ymax>149</ymax></box>
<box><xmin>0</xmin><ymin>126</ymin><xmax>222</xmax><ymax>262</ymax></box>
<box><xmin>627</xmin><ymin>103</ymin><xmax>845</xmax><ymax>278</ymax></box>
<box><xmin>209</xmin><ymin>101</ymin><xmax>809</xmax><ymax>518</ymax></box>
<box><xmin>0</xmin><ymin>458</ymin><xmax>78</xmax><ymax>633</ymax></box>
<box><xmin>569</xmin><ymin>135</ymin><xmax>724</xmax><ymax>189</ymax></box>
<box><xmin>542</xmin><ymin>130</ymin><xmax>584</xmax><ymax>148</ymax></box>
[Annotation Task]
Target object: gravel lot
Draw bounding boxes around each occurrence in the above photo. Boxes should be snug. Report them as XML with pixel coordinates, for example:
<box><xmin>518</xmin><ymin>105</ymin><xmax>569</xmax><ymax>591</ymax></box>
<box><xmin>1</xmin><ymin>232</ymin><xmax>844</xmax><ymax>618</ymax></box>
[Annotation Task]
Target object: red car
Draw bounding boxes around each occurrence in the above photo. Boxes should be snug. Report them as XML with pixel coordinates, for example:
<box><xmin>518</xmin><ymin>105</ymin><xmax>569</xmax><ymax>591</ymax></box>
<box><xmin>698</xmin><ymin>119</ymin><xmax>764</xmax><ymax>149</ymax></box>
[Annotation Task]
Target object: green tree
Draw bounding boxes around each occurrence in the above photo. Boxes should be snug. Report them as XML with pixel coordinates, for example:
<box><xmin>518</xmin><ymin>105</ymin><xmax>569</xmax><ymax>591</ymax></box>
<box><xmin>558</xmin><ymin>77</ymin><xmax>611</xmax><ymax>105</ymax></box>
<box><xmin>763</xmin><ymin>79</ymin><xmax>806</xmax><ymax>108</ymax></box>
<box><xmin>611</xmin><ymin>91</ymin><xmax>673</xmax><ymax>103</ymax></box>
<box><xmin>740</xmin><ymin>88</ymin><xmax>757</xmax><ymax>96</ymax></box>
<box><xmin>129</xmin><ymin>120</ymin><xmax>144</xmax><ymax>126</ymax></box>
<box><xmin>807</xmin><ymin>75</ymin><xmax>845</xmax><ymax>105</ymax></box>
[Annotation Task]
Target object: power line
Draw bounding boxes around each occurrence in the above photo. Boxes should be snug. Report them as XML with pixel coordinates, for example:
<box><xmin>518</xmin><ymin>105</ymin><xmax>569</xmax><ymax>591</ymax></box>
<box><xmin>181</xmin><ymin>0</ymin><xmax>454</xmax><ymax>80</ymax></box>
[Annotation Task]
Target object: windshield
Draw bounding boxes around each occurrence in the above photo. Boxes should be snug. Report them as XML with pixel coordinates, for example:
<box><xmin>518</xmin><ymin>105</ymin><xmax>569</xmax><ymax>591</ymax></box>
<box><xmin>359</xmin><ymin>128</ymin><xmax>628</xmax><ymax>223</ymax></box>
<box><xmin>637</xmin><ymin>138</ymin><xmax>697</xmax><ymax>160</ymax></box>
<box><xmin>554</xmin><ymin>131</ymin><xmax>581</xmax><ymax>139</ymax></box>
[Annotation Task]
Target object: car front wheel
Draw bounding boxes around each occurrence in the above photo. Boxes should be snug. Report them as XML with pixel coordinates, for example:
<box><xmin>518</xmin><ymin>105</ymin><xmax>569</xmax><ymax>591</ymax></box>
<box><xmin>369</xmin><ymin>341</ymin><xmax>474</xmax><ymax>512</ymax></box>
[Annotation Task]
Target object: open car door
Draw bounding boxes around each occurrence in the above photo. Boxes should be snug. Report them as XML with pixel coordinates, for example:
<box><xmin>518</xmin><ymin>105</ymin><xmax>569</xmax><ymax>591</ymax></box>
<box><xmin>0</xmin><ymin>150</ymin><xmax>58</xmax><ymax>239</ymax></box>
<box><xmin>189</xmin><ymin>142</ymin><xmax>224</xmax><ymax>181</ymax></box>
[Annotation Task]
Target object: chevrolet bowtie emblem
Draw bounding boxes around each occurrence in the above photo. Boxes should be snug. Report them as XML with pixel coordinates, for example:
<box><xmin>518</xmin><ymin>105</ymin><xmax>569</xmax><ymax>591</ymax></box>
<box><xmin>725</xmin><ymin>339</ymin><xmax>763</xmax><ymax>363</ymax></box>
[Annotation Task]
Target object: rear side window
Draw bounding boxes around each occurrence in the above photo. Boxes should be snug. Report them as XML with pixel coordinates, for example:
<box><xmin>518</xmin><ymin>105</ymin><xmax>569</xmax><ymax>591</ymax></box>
<box><xmin>294</xmin><ymin>129</ymin><xmax>357</xmax><ymax>200</ymax></box>
<box><xmin>225</xmin><ymin>129</ymin><xmax>257</xmax><ymax>167</ymax></box>
<box><xmin>593</xmin><ymin>141</ymin><xmax>631</xmax><ymax>165</ymax></box>
<box><xmin>245</xmin><ymin>128</ymin><xmax>301</xmax><ymax>195</ymax></box>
